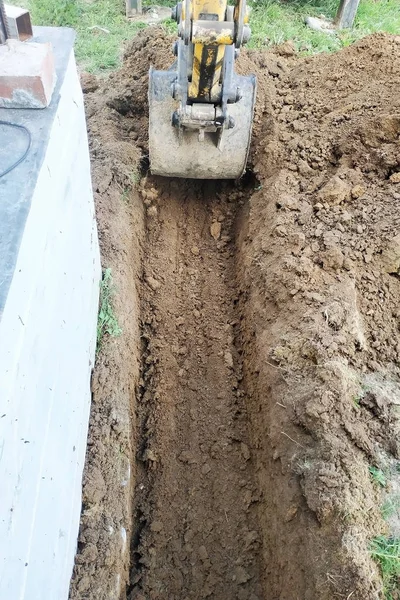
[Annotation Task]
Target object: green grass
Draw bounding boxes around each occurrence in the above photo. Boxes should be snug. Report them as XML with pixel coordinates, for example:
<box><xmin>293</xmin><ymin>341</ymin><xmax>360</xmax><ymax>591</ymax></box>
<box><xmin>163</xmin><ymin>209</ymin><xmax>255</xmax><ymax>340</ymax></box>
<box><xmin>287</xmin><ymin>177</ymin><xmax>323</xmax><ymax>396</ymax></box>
<box><xmin>248</xmin><ymin>0</ymin><xmax>400</xmax><ymax>53</ymax></box>
<box><xmin>370</xmin><ymin>466</ymin><xmax>387</xmax><ymax>488</ymax></box>
<box><xmin>370</xmin><ymin>536</ymin><xmax>400</xmax><ymax>600</ymax></box>
<box><xmin>23</xmin><ymin>0</ymin><xmax>148</xmax><ymax>71</ymax></box>
<box><xmin>97</xmin><ymin>268</ymin><xmax>122</xmax><ymax>351</ymax></box>
<box><xmin>382</xmin><ymin>495</ymin><xmax>400</xmax><ymax>521</ymax></box>
<box><xmin>23</xmin><ymin>0</ymin><xmax>400</xmax><ymax>72</ymax></box>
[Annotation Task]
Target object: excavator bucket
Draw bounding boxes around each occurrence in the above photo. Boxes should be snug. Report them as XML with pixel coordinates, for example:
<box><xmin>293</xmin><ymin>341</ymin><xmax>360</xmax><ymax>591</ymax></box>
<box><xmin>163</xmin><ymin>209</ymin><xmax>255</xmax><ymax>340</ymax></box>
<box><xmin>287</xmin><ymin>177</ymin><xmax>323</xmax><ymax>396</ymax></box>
<box><xmin>148</xmin><ymin>68</ymin><xmax>256</xmax><ymax>179</ymax></box>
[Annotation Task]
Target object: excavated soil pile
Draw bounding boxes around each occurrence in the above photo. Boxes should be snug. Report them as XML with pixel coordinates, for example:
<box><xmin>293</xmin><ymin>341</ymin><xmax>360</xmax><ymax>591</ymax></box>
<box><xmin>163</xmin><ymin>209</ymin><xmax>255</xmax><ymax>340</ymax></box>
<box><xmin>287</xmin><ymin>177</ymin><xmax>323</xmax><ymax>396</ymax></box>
<box><xmin>70</xmin><ymin>30</ymin><xmax>400</xmax><ymax>600</ymax></box>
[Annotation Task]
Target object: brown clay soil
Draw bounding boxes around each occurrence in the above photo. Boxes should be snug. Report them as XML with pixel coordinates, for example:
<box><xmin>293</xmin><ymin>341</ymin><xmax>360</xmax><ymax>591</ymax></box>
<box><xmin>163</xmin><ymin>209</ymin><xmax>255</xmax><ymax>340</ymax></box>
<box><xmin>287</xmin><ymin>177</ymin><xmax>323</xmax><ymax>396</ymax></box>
<box><xmin>70</xmin><ymin>30</ymin><xmax>400</xmax><ymax>600</ymax></box>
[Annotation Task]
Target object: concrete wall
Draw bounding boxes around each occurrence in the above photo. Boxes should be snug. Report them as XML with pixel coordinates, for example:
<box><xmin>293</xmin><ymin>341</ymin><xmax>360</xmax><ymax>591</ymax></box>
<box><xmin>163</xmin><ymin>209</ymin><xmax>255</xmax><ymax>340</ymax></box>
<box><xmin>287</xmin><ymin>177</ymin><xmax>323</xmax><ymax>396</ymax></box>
<box><xmin>0</xmin><ymin>41</ymin><xmax>100</xmax><ymax>600</ymax></box>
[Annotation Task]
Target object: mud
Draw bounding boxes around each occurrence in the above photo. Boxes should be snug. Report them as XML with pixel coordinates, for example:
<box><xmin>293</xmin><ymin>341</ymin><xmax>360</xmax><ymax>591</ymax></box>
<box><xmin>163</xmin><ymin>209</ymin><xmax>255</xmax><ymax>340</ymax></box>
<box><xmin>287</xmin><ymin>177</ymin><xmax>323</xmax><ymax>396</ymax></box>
<box><xmin>70</xmin><ymin>30</ymin><xmax>400</xmax><ymax>600</ymax></box>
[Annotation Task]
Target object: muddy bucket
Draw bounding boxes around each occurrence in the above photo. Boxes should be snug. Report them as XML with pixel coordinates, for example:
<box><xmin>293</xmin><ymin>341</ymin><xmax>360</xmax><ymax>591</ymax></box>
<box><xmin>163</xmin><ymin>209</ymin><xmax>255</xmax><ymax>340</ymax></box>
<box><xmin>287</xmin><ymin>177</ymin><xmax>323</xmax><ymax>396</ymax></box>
<box><xmin>148</xmin><ymin>68</ymin><xmax>256</xmax><ymax>180</ymax></box>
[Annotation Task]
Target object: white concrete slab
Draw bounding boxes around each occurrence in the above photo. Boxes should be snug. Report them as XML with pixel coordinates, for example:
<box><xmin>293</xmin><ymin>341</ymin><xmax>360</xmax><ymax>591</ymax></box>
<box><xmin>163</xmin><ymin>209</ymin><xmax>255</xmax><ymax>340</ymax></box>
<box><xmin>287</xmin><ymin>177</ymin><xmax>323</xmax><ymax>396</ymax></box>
<box><xmin>0</xmin><ymin>28</ymin><xmax>101</xmax><ymax>600</ymax></box>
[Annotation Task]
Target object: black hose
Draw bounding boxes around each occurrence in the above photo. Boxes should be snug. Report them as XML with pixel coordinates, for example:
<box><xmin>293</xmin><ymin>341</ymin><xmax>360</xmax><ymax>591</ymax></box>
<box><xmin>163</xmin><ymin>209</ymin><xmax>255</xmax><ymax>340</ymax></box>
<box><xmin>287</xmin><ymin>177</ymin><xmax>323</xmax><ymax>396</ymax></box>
<box><xmin>0</xmin><ymin>120</ymin><xmax>32</xmax><ymax>178</ymax></box>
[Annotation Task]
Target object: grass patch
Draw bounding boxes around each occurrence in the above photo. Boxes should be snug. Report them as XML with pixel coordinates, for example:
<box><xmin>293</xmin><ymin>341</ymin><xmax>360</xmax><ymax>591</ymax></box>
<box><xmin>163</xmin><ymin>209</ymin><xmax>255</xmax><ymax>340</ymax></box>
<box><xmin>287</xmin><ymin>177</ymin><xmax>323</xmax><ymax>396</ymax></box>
<box><xmin>370</xmin><ymin>536</ymin><xmax>400</xmax><ymax>600</ymax></box>
<box><xmin>24</xmin><ymin>0</ymin><xmax>400</xmax><ymax>72</ymax></box>
<box><xmin>97</xmin><ymin>268</ymin><xmax>122</xmax><ymax>351</ymax></box>
<box><xmin>130</xmin><ymin>168</ymin><xmax>142</xmax><ymax>187</ymax></box>
<box><xmin>23</xmin><ymin>0</ymin><xmax>149</xmax><ymax>72</ymax></box>
<box><xmin>382</xmin><ymin>495</ymin><xmax>400</xmax><ymax>521</ymax></box>
<box><xmin>370</xmin><ymin>466</ymin><xmax>387</xmax><ymax>488</ymax></box>
<box><xmin>248</xmin><ymin>0</ymin><xmax>400</xmax><ymax>53</ymax></box>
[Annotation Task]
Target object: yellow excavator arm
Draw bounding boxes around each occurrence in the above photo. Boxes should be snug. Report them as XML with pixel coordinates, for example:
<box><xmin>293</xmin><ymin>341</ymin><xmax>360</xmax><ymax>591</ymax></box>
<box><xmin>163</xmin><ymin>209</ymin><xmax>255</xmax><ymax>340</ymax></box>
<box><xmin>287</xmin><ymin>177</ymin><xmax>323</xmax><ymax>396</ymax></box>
<box><xmin>148</xmin><ymin>0</ymin><xmax>256</xmax><ymax>179</ymax></box>
<box><xmin>189</xmin><ymin>0</ymin><xmax>228</xmax><ymax>102</ymax></box>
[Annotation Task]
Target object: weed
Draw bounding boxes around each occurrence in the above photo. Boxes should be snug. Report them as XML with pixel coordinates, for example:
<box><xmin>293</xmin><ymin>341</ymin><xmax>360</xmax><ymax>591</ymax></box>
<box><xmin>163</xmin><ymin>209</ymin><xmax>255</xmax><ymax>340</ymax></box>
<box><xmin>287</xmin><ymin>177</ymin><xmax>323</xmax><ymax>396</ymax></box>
<box><xmin>352</xmin><ymin>382</ymin><xmax>370</xmax><ymax>407</ymax></box>
<box><xmin>369</xmin><ymin>466</ymin><xmax>387</xmax><ymax>488</ymax></box>
<box><xmin>29</xmin><ymin>0</ymin><xmax>80</xmax><ymax>27</ymax></box>
<box><xmin>121</xmin><ymin>188</ymin><xmax>130</xmax><ymax>203</ymax></box>
<box><xmin>294</xmin><ymin>458</ymin><xmax>312</xmax><ymax>474</ymax></box>
<box><xmin>130</xmin><ymin>169</ymin><xmax>141</xmax><ymax>187</ymax></box>
<box><xmin>370</xmin><ymin>536</ymin><xmax>400</xmax><ymax>600</ymax></box>
<box><xmin>97</xmin><ymin>268</ymin><xmax>122</xmax><ymax>351</ymax></box>
<box><xmin>382</xmin><ymin>495</ymin><xmax>400</xmax><ymax>521</ymax></box>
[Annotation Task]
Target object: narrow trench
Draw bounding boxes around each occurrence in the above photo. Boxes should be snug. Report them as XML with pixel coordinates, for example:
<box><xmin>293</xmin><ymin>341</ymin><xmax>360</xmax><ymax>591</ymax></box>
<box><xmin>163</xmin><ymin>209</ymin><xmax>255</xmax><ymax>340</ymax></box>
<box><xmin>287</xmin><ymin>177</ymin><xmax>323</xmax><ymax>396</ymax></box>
<box><xmin>128</xmin><ymin>173</ymin><xmax>263</xmax><ymax>600</ymax></box>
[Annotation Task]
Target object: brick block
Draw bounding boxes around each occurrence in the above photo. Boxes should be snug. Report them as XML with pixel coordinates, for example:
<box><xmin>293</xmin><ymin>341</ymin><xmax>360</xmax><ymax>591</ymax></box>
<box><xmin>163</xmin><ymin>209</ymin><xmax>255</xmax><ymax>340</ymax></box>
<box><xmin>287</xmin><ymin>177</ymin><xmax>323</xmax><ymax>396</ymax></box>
<box><xmin>0</xmin><ymin>40</ymin><xmax>56</xmax><ymax>108</ymax></box>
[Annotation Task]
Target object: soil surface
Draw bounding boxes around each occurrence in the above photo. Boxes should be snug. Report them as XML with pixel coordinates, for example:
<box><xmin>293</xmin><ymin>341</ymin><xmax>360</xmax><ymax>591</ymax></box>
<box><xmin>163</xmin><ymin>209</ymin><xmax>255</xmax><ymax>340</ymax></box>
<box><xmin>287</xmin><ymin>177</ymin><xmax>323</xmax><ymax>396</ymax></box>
<box><xmin>131</xmin><ymin>177</ymin><xmax>263</xmax><ymax>600</ymax></box>
<box><xmin>70</xmin><ymin>30</ymin><xmax>400</xmax><ymax>600</ymax></box>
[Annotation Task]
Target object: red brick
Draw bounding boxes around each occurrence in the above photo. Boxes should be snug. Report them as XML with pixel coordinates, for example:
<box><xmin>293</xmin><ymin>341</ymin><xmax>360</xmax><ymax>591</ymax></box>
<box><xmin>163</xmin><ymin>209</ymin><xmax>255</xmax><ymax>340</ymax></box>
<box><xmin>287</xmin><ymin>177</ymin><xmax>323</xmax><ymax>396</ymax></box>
<box><xmin>0</xmin><ymin>40</ymin><xmax>56</xmax><ymax>108</ymax></box>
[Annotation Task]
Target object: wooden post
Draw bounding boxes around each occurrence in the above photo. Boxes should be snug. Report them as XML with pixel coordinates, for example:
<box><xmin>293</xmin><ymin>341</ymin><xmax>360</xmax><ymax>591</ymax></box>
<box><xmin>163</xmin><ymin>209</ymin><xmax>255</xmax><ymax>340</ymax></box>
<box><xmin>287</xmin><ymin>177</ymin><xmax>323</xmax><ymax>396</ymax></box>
<box><xmin>334</xmin><ymin>0</ymin><xmax>361</xmax><ymax>29</ymax></box>
<box><xmin>126</xmin><ymin>0</ymin><xmax>142</xmax><ymax>17</ymax></box>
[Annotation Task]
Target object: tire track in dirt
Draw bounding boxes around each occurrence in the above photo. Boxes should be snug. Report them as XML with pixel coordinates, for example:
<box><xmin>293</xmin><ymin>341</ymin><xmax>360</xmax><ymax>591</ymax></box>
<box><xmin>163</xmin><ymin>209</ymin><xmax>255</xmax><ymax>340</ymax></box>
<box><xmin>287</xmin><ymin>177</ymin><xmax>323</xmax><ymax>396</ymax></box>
<box><xmin>129</xmin><ymin>176</ymin><xmax>264</xmax><ymax>600</ymax></box>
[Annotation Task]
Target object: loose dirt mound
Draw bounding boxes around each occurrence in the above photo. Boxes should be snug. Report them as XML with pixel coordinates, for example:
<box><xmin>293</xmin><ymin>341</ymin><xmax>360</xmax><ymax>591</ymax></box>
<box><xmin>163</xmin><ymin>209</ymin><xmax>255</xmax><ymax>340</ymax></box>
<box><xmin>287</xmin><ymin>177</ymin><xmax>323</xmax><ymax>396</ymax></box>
<box><xmin>70</xmin><ymin>30</ymin><xmax>400</xmax><ymax>600</ymax></box>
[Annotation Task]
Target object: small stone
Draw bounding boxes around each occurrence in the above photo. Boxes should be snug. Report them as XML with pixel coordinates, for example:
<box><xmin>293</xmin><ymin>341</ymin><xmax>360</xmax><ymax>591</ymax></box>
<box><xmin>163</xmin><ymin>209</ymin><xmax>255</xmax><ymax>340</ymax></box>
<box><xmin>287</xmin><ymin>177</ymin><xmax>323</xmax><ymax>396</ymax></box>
<box><xmin>224</xmin><ymin>350</ymin><xmax>234</xmax><ymax>369</ymax></box>
<box><xmin>146</xmin><ymin>189</ymin><xmax>158</xmax><ymax>202</ymax></box>
<box><xmin>178</xmin><ymin>450</ymin><xmax>197</xmax><ymax>464</ymax></box>
<box><xmin>381</xmin><ymin>234</ymin><xmax>400</xmax><ymax>273</ymax></box>
<box><xmin>274</xmin><ymin>40</ymin><xmax>296</xmax><ymax>57</ymax></box>
<box><xmin>147</xmin><ymin>205</ymin><xmax>157</xmax><ymax>218</ymax></box>
<box><xmin>275</xmin><ymin>225</ymin><xmax>287</xmax><ymax>237</ymax></box>
<box><xmin>322</xmin><ymin>246</ymin><xmax>344</xmax><ymax>270</ymax></box>
<box><xmin>368</xmin><ymin>360</ymin><xmax>380</xmax><ymax>371</ymax></box>
<box><xmin>240</xmin><ymin>442</ymin><xmax>251</xmax><ymax>461</ymax></box>
<box><xmin>351</xmin><ymin>185</ymin><xmax>365</xmax><ymax>199</ymax></box>
<box><xmin>308</xmin><ymin>292</ymin><xmax>325</xmax><ymax>303</ymax></box>
<box><xmin>201</xmin><ymin>463</ymin><xmax>211</xmax><ymax>475</ymax></box>
<box><xmin>389</xmin><ymin>172</ymin><xmax>400</xmax><ymax>183</ymax></box>
<box><xmin>150</xmin><ymin>521</ymin><xmax>163</xmax><ymax>533</ymax></box>
<box><xmin>199</xmin><ymin>545</ymin><xmax>208</xmax><ymax>560</ymax></box>
<box><xmin>77</xmin><ymin>576</ymin><xmax>91</xmax><ymax>593</ymax></box>
<box><xmin>284</xmin><ymin>506</ymin><xmax>298</xmax><ymax>522</ymax></box>
<box><xmin>191</xmin><ymin>246</ymin><xmax>200</xmax><ymax>256</ymax></box>
<box><xmin>317</xmin><ymin>176</ymin><xmax>351</xmax><ymax>205</ymax></box>
<box><xmin>234</xmin><ymin>566</ymin><xmax>251</xmax><ymax>584</ymax></box>
<box><xmin>144</xmin><ymin>449</ymin><xmax>157</xmax><ymax>462</ymax></box>
<box><xmin>146</xmin><ymin>275</ymin><xmax>161</xmax><ymax>291</ymax></box>
<box><xmin>210</xmin><ymin>221</ymin><xmax>222</xmax><ymax>240</ymax></box>
<box><xmin>343</xmin><ymin>257</ymin><xmax>353</xmax><ymax>271</ymax></box>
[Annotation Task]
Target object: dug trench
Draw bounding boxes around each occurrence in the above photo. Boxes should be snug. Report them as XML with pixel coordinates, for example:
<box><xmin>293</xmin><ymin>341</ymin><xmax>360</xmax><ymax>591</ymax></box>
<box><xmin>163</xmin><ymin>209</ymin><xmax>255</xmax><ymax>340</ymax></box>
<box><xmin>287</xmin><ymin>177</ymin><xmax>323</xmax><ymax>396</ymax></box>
<box><xmin>70</xmin><ymin>30</ymin><xmax>400</xmax><ymax>600</ymax></box>
<box><xmin>130</xmin><ymin>175</ymin><xmax>264</xmax><ymax>600</ymax></box>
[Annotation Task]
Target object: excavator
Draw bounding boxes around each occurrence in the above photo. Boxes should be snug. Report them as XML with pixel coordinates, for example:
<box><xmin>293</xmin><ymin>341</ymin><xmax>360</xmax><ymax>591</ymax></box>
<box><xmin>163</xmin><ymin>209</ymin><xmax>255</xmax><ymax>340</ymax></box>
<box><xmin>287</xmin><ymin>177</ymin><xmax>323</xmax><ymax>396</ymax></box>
<box><xmin>148</xmin><ymin>0</ymin><xmax>256</xmax><ymax>179</ymax></box>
